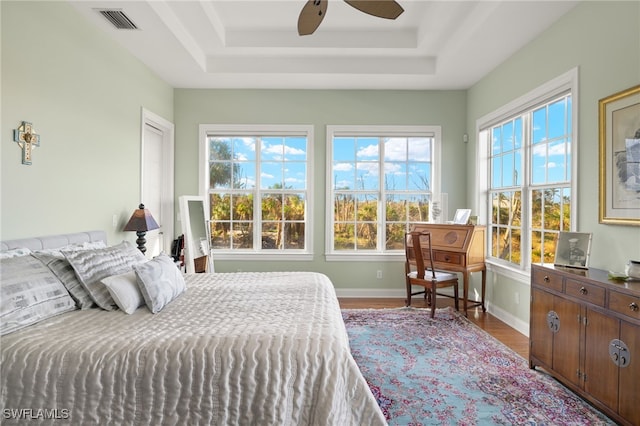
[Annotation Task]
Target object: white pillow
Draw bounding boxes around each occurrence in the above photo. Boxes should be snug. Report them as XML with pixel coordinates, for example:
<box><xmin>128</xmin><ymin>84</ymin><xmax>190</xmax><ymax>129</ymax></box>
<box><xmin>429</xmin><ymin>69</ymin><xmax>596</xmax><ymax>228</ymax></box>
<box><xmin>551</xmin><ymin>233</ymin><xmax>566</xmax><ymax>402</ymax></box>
<box><xmin>134</xmin><ymin>254</ymin><xmax>186</xmax><ymax>314</ymax></box>
<box><xmin>101</xmin><ymin>271</ymin><xmax>144</xmax><ymax>314</ymax></box>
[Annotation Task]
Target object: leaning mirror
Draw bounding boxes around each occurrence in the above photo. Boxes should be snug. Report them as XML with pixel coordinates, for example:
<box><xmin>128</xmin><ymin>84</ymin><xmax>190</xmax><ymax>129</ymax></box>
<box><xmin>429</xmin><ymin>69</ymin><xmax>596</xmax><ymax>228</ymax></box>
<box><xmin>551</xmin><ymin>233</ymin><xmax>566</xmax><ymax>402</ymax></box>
<box><xmin>179</xmin><ymin>195</ymin><xmax>214</xmax><ymax>273</ymax></box>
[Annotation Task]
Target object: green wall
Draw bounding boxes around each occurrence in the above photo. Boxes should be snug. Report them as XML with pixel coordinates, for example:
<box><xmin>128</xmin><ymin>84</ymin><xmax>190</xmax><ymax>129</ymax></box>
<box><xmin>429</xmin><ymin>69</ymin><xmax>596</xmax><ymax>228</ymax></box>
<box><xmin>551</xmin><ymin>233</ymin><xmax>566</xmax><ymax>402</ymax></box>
<box><xmin>174</xmin><ymin>89</ymin><xmax>468</xmax><ymax>290</ymax></box>
<box><xmin>467</xmin><ymin>1</ymin><xmax>640</xmax><ymax>328</ymax></box>
<box><xmin>1</xmin><ymin>1</ymin><xmax>173</xmax><ymax>244</ymax></box>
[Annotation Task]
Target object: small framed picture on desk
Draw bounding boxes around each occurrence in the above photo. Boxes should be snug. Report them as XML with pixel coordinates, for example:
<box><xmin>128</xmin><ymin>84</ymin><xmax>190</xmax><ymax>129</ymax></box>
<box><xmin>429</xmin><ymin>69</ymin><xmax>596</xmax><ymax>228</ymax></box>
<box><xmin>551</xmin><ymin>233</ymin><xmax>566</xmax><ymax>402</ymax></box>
<box><xmin>452</xmin><ymin>209</ymin><xmax>472</xmax><ymax>225</ymax></box>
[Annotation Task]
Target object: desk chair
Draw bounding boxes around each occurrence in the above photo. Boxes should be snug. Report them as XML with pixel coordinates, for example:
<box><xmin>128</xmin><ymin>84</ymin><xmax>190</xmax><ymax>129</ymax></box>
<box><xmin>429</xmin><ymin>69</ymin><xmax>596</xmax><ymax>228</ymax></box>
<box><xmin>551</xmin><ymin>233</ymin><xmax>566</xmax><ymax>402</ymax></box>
<box><xmin>405</xmin><ymin>230</ymin><xmax>460</xmax><ymax>318</ymax></box>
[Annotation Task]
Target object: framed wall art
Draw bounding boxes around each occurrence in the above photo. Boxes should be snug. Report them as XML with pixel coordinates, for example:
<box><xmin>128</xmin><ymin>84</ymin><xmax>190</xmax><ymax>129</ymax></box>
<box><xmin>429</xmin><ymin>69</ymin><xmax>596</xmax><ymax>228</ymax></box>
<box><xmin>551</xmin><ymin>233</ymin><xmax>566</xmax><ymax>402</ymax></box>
<box><xmin>598</xmin><ymin>84</ymin><xmax>640</xmax><ymax>225</ymax></box>
<box><xmin>554</xmin><ymin>231</ymin><xmax>592</xmax><ymax>269</ymax></box>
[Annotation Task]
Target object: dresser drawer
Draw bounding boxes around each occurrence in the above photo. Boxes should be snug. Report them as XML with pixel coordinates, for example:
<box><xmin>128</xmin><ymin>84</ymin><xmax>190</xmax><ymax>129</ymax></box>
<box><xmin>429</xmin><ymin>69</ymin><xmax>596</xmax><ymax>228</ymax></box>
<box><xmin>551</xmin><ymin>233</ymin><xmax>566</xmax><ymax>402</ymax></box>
<box><xmin>565</xmin><ymin>279</ymin><xmax>605</xmax><ymax>307</ymax></box>
<box><xmin>609</xmin><ymin>291</ymin><xmax>640</xmax><ymax>321</ymax></box>
<box><xmin>532</xmin><ymin>267</ymin><xmax>564</xmax><ymax>292</ymax></box>
<box><xmin>433</xmin><ymin>251</ymin><xmax>463</xmax><ymax>266</ymax></box>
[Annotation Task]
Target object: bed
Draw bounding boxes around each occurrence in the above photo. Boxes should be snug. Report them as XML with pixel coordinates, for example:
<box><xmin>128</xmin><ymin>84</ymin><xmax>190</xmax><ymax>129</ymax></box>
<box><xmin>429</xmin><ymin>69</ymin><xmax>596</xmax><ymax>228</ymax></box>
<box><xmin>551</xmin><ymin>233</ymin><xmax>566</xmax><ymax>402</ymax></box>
<box><xmin>0</xmin><ymin>231</ymin><xmax>385</xmax><ymax>425</ymax></box>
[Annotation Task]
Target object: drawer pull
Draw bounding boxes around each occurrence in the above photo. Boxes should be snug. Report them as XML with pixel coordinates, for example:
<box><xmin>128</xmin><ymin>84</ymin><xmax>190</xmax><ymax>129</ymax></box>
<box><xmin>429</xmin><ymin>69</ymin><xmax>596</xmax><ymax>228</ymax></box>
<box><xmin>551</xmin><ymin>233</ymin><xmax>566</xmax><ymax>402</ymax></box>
<box><xmin>547</xmin><ymin>311</ymin><xmax>560</xmax><ymax>333</ymax></box>
<box><xmin>579</xmin><ymin>286</ymin><xmax>588</xmax><ymax>295</ymax></box>
<box><xmin>543</xmin><ymin>276</ymin><xmax>550</xmax><ymax>283</ymax></box>
<box><xmin>630</xmin><ymin>302</ymin><xmax>639</xmax><ymax>312</ymax></box>
<box><xmin>609</xmin><ymin>339</ymin><xmax>631</xmax><ymax>368</ymax></box>
<box><xmin>444</xmin><ymin>256</ymin><xmax>450</xmax><ymax>261</ymax></box>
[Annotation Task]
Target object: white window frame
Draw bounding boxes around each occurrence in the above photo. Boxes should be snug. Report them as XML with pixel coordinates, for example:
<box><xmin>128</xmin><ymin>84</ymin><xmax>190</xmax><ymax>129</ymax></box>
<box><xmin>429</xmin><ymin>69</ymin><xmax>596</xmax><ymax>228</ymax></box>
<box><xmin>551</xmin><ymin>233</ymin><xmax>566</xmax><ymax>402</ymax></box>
<box><xmin>325</xmin><ymin>125</ymin><xmax>442</xmax><ymax>262</ymax></box>
<box><xmin>475</xmin><ymin>68</ymin><xmax>579</xmax><ymax>280</ymax></box>
<box><xmin>199</xmin><ymin>124</ymin><xmax>314</xmax><ymax>261</ymax></box>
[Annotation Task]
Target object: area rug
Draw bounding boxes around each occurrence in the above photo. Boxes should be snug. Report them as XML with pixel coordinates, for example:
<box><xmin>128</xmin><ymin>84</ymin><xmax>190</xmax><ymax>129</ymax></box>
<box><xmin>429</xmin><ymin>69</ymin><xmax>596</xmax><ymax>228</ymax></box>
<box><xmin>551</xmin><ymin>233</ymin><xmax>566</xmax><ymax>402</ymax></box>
<box><xmin>342</xmin><ymin>307</ymin><xmax>615</xmax><ymax>426</ymax></box>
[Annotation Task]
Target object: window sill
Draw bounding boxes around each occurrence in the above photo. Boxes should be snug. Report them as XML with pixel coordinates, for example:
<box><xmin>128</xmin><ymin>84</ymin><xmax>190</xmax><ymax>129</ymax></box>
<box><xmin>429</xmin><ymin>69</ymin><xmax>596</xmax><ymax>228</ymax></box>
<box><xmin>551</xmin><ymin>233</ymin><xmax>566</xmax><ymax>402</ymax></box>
<box><xmin>212</xmin><ymin>252</ymin><xmax>314</xmax><ymax>261</ymax></box>
<box><xmin>485</xmin><ymin>259</ymin><xmax>531</xmax><ymax>285</ymax></box>
<box><xmin>325</xmin><ymin>253</ymin><xmax>405</xmax><ymax>262</ymax></box>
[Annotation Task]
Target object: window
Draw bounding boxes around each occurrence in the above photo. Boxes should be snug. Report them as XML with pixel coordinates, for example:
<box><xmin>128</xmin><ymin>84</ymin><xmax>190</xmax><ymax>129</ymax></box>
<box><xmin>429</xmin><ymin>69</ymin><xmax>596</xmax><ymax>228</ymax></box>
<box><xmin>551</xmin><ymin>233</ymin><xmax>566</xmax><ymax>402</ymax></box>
<box><xmin>477</xmin><ymin>69</ymin><xmax>577</xmax><ymax>271</ymax></box>
<box><xmin>326</xmin><ymin>125</ymin><xmax>441</xmax><ymax>261</ymax></box>
<box><xmin>199</xmin><ymin>125</ymin><xmax>313</xmax><ymax>260</ymax></box>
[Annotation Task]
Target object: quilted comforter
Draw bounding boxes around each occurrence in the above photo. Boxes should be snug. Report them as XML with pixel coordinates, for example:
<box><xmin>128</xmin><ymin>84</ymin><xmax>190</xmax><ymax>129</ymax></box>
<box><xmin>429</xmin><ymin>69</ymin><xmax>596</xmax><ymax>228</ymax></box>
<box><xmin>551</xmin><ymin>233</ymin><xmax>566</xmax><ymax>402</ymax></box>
<box><xmin>1</xmin><ymin>271</ymin><xmax>386</xmax><ymax>425</ymax></box>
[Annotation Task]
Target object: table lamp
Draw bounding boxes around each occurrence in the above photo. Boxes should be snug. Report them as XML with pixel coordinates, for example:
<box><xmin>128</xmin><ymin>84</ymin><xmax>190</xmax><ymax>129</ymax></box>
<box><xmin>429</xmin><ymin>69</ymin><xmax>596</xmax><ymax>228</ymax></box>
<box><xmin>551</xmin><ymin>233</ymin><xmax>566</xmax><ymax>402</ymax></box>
<box><xmin>123</xmin><ymin>203</ymin><xmax>160</xmax><ymax>254</ymax></box>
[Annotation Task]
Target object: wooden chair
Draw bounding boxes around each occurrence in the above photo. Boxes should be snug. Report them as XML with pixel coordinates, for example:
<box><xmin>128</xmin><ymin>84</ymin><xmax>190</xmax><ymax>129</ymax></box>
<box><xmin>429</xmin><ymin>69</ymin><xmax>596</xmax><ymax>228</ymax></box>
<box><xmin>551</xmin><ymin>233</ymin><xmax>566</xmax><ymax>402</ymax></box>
<box><xmin>405</xmin><ymin>230</ymin><xmax>459</xmax><ymax>318</ymax></box>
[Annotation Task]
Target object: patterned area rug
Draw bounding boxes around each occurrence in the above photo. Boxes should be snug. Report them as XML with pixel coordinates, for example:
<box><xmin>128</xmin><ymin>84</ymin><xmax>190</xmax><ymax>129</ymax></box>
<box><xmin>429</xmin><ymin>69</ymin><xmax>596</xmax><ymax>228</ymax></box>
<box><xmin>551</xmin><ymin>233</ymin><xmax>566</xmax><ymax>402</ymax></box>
<box><xmin>343</xmin><ymin>307</ymin><xmax>615</xmax><ymax>426</ymax></box>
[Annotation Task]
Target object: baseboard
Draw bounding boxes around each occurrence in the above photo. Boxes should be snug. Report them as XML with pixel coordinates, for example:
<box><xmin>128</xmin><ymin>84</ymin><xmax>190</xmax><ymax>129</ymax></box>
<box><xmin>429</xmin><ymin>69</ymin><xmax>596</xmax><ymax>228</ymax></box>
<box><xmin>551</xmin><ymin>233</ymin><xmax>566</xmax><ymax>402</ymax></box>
<box><xmin>486</xmin><ymin>303</ymin><xmax>530</xmax><ymax>337</ymax></box>
<box><xmin>335</xmin><ymin>288</ymin><xmax>406</xmax><ymax>298</ymax></box>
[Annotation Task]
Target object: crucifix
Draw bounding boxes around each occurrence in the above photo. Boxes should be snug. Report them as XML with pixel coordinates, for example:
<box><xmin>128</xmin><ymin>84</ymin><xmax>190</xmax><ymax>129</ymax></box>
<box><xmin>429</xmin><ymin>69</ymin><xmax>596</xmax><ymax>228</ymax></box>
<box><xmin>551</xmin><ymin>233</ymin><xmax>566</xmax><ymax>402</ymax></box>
<box><xmin>13</xmin><ymin>121</ymin><xmax>40</xmax><ymax>165</ymax></box>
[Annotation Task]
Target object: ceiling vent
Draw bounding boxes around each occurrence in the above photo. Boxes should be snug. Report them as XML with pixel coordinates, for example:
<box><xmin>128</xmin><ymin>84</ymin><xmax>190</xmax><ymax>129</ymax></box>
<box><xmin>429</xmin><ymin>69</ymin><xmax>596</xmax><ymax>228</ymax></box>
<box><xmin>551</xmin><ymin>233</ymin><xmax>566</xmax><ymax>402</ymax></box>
<box><xmin>97</xmin><ymin>9</ymin><xmax>138</xmax><ymax>30</ymax></box>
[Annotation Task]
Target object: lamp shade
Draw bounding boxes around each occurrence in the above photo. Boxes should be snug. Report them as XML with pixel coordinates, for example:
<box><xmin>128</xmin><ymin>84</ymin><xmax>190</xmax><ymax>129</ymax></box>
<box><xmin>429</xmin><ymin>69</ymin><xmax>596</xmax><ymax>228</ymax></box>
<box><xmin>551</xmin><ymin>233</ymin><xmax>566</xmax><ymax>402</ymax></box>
<box><xmin>124</xmin><ymin>203</ymin><xmax>160</xmax><ymax>232</ymax></box>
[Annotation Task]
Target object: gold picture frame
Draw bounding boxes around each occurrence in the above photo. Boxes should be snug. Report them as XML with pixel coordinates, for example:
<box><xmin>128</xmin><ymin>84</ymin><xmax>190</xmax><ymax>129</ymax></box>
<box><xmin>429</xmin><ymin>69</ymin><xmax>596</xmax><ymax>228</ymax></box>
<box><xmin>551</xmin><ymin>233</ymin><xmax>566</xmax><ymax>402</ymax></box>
<box><xmin>598</xmin><ymin>84</ymin><xmax>640</xmax><ymax>225</ymax></box>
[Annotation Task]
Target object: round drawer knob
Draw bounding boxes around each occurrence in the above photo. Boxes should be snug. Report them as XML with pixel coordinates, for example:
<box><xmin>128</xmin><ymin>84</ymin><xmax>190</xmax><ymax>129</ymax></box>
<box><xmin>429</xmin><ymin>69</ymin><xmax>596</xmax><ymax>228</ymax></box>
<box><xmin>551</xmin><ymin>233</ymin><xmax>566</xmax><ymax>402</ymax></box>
<box><xmin>630</xmin><ymin>302</ymin><xmax>639</xmax><ymax>312</ymax></box>
<box><xmin>579</xmin><ymin>286</ymin><xmax>588</xmax><ymax>295</ymax></box>
<box><xmin>543</xmin><ymin>276</ymin><xmax>550</xmax><ymax>283</ymax></box>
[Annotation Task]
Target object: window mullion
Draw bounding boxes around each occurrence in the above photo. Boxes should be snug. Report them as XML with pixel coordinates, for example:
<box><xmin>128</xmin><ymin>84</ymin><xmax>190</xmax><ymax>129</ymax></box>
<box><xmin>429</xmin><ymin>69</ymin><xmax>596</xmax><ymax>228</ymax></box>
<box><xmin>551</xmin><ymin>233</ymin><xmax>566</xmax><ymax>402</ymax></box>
<box><xmin>521</xmin><ymin>113</ymin><xmax>532</xmax><ymax>268</ymax></box>
<box><xmin>378</xmin><ymin>137</ymin><xmax>385</xmax><ymax>251</ymax></box>
<box><xmin>254</xmin><ymin>138</ymin><xmax>262</xmax><ymax>251</ymax></box>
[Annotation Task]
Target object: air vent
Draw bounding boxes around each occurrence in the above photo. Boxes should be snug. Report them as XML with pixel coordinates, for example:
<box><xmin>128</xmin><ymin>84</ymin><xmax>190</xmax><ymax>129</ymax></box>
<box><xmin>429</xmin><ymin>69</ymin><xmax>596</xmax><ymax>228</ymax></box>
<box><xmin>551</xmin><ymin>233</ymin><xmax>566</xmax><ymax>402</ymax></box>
<box><xmin>97</xmin><ymin>9</ymin><xmax>138</xmax><ymax>30</ymax></box>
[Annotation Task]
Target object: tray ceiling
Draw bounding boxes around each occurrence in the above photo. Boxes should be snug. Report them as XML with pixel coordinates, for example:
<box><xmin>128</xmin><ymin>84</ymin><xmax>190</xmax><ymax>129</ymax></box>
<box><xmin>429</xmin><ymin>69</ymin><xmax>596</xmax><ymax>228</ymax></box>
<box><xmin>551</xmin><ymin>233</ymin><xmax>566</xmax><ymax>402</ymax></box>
<box><xmin>69</xmin><ymin>0</ymin><xmax>579</xmax><ymax>89</ymax></box>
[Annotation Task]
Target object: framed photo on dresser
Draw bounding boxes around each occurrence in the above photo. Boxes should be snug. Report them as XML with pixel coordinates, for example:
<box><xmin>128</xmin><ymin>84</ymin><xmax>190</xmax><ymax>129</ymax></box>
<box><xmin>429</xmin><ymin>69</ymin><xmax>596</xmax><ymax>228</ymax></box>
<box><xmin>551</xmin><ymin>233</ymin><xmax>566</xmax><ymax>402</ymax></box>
<box><xmin>554</xmin><ymin>231</ymin><xmax>592</xmax><ymax>269</ymax></box>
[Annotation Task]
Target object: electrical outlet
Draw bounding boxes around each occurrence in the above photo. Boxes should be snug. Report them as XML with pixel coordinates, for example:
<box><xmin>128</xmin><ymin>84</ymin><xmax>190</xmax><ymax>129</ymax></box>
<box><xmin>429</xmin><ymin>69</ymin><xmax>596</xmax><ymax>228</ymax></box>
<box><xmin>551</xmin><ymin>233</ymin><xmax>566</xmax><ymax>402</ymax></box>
<box><xmin>112</xmin><ymin>214</ymin><xmax>118</xmax><ymax>229</ymax></box>
<box><xmin>376</xmin><ymin>270</ymin><xmax>383</xmax><ymax>279</ymax></box>
<box><xmin>514</xmin><ymin>292</ymin><xmax>520</xmax><ymax>305</ymax></box>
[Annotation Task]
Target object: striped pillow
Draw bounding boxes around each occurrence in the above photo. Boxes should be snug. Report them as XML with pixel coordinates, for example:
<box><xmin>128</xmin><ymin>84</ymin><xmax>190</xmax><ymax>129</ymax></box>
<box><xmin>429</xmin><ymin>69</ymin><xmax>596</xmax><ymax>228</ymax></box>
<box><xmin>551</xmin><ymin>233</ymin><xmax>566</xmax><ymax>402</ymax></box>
<box><xmin>32</xmin><ymin>252</ymin><xmax>96</xmax><ymax>309</ymax></box>
<box><xmin>0</xmin><ymin>255</ymin><xmax>77</xmax><ymax>335</ymax></box>
<box><xmin>63</xmin><ymin>241</ymin><xmax>147</xmax><ymax>310</ymax></box>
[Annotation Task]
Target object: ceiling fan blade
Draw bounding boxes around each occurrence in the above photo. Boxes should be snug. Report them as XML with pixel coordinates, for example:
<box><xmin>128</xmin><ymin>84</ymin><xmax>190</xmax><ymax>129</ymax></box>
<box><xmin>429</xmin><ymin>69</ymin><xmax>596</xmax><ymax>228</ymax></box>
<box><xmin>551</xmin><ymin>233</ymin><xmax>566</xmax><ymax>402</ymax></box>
<box><xmin>344</xmin><ymin>0</ymin><xmax>404</xmax><ymax>20</ymax></box>
<box><xmin>298</xmin><ymin>0</ymin><xmax>328</xmax><ymax>36</ymax></box>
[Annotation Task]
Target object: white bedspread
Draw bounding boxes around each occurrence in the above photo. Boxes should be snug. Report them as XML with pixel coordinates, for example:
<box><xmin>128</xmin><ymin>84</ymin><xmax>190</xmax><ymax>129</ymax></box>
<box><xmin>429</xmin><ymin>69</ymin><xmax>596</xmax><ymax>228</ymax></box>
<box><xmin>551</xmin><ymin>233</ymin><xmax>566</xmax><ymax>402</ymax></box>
<box><xmin>1</xmin><ymin>272</ymin><xmax>386</xmax><ymax>425</ymax></box>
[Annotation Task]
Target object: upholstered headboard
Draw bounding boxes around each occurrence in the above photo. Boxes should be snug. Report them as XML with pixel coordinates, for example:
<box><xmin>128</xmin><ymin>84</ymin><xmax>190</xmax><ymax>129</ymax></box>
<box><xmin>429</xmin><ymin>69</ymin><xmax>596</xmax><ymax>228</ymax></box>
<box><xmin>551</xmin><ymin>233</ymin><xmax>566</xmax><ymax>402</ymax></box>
<box><xmin>0</xmin><ymin>231</ymin><xmax>107</xmax><ymax>252</ymax></box>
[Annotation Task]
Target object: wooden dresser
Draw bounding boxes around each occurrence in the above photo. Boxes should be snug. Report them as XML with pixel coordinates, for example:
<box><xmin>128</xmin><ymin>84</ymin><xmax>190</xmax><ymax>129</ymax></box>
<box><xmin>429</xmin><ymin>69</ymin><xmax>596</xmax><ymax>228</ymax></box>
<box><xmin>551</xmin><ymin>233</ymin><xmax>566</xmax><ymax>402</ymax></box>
<box><xmin>530</xmin><ymin>264</ymin><xmax>640</xmax><ymax>426</ymax></box>
<box><xmin>410</xmin><ymin>224</ymin><xmax>486</xmax><ymax>315</ymax></box>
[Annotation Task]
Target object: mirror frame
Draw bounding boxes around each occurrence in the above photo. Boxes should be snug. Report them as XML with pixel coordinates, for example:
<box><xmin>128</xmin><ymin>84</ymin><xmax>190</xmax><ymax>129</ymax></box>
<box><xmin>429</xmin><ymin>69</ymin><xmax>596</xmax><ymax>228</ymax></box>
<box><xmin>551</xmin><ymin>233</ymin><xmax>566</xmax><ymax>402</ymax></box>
<box><xmin>179</xmin><ymin>195</ymin><xmax>214</xmax><ymax>273</ymax></box>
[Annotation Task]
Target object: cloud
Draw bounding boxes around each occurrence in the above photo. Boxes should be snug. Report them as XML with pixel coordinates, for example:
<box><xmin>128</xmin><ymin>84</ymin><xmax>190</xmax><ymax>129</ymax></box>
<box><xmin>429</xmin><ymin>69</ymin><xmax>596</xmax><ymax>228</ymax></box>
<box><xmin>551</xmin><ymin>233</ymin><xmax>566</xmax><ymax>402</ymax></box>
<box><xmin>262</xmin><ymin>143</ymin><xmax>306</xmax><ymax>160</ymax></box>
<box><xmin>357</xmin><ymin>162</ymin><xmax>379</xmax><ymax>175</ymax></box>
<box><xmin>334</xmin><ymin>163</ymin><xmax>353</xmax><ymax>172</ymax></box>
<box><xmin>356</xmin><ymin>144</ymin><xmax>379</xmax><ymax>158</ymax></box>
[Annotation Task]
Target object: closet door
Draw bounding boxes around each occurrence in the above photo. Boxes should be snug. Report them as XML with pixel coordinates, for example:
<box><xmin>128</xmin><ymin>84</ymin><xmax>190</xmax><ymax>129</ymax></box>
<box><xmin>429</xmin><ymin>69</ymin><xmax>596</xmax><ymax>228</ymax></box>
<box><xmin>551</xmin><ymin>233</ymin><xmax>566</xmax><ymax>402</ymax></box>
<box><xmin>141</xmin><ymin>110</ymin><xmax>174</xmax><ymax>258</ymax></box>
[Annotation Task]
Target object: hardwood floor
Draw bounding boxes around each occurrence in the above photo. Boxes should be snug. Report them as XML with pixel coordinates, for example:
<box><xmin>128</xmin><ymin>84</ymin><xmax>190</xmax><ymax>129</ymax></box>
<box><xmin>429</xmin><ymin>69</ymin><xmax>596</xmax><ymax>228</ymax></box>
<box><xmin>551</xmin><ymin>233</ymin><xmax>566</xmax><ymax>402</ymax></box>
<box><xmin>338</xmin><ymin>297</ymin><xmax>529</xmax><ymax>360</ymax></box>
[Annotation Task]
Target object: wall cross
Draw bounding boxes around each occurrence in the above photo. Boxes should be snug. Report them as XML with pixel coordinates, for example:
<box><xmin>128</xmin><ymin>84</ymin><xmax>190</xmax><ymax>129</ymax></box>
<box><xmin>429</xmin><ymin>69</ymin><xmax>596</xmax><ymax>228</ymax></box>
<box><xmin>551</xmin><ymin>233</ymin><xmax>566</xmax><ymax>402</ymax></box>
<box><xmin>13</xmin><ymin>121</ymin><xmax>40</xmax><ymax>165</ymax></box>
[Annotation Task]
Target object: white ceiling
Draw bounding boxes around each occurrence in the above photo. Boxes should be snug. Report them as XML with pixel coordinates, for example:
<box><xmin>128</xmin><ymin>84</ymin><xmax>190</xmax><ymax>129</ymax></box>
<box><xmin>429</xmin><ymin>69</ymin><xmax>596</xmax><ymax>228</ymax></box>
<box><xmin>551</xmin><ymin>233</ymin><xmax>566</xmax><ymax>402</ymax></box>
<box><xmin>69</xmin><ymin>0</ymin><xmax>579</xmax><ymax>90</ymax></box>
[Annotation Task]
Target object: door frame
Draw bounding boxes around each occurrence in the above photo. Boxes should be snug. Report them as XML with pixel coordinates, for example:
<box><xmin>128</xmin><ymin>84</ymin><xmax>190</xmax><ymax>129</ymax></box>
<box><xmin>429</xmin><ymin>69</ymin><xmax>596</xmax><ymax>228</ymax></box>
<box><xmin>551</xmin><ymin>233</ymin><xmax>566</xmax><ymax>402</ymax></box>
<box><xmin>140</xmin><ymin>108</ymin><xmax>175</xmax><ymax>254</ymax></box>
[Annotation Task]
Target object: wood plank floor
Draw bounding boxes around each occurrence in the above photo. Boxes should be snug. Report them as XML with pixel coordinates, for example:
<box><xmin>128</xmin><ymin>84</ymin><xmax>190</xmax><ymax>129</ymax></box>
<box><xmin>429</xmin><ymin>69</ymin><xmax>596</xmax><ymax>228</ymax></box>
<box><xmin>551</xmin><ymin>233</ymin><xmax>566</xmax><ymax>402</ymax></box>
<box><xmin>338</xmin><ymin>297</ymin><xmax>529</xmax><ymax>360</ymax></box>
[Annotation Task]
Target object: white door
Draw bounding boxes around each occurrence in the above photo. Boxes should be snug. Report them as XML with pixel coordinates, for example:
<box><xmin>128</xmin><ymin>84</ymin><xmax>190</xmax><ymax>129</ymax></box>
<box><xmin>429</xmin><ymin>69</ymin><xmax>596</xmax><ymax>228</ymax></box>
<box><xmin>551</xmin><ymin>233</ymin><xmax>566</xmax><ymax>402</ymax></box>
<box><xmin>141</xmin><ymin>109</ymin><xmax>174</xmax><ymax>258</ymax></box>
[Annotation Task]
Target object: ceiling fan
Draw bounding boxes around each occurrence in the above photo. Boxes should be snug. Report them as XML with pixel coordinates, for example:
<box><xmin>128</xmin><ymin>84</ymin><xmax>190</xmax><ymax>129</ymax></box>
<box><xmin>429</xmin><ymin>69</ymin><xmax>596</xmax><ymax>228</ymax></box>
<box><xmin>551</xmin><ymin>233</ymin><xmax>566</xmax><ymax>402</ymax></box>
<box><xmin>298</xmin><ymin>0</ymin><xmax>404</xmax><ymax>36</ymax></box>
